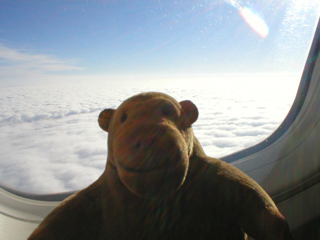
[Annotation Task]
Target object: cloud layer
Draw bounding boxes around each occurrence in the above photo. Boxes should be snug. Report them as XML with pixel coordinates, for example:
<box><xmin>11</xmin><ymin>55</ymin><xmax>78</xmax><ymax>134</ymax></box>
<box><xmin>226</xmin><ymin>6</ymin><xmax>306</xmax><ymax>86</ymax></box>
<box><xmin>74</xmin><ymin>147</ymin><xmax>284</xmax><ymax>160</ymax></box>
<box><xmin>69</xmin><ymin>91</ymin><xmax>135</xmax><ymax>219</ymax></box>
<box><xmin>0</xmin><ymin>74</ymin><xmax>300</xmax><ymax>194</ymax></box>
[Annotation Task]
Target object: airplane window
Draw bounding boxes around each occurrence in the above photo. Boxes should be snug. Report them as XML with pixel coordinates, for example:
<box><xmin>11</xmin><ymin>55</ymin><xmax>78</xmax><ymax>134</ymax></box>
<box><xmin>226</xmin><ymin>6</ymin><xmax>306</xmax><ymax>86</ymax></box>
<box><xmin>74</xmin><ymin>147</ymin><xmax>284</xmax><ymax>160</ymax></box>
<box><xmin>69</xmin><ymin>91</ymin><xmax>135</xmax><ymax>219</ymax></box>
<box><xmin>0</xmin><ymin>1</ymin><xmax>319</xmax><ymax>195</ymax></box>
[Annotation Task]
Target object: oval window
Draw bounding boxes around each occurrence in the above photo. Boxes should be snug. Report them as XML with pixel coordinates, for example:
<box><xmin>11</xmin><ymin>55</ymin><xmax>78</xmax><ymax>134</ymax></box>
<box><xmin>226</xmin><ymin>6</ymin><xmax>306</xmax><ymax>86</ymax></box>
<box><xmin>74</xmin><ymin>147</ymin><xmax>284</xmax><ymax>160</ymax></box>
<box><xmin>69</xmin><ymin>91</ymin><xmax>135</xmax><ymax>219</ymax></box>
<box><xmin>0</xmin><ymin>1</ymin><xmax>319</xmax><ymax>194</ymax></box>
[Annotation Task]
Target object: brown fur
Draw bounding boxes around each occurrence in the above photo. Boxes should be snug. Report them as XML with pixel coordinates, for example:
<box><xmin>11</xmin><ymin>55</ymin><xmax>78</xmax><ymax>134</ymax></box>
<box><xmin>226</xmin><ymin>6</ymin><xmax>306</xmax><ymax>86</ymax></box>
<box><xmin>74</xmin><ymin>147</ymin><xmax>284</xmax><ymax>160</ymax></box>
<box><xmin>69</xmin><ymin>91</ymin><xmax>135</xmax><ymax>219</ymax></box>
<box><xmin>28</xmin><ymin>92</ymin><xmax>294</xmax><ymax>240</ymax></box>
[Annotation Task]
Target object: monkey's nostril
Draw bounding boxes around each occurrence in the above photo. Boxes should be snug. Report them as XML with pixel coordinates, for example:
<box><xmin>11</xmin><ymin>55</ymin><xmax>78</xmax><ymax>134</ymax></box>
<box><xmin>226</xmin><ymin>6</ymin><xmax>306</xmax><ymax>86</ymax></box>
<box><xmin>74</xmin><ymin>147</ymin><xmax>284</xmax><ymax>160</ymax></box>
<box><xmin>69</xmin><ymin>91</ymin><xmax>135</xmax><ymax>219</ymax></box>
<box><xmin>135</xmin><ymin>138</ymin><xmax>155</xmax><ymax>150</ymax></box>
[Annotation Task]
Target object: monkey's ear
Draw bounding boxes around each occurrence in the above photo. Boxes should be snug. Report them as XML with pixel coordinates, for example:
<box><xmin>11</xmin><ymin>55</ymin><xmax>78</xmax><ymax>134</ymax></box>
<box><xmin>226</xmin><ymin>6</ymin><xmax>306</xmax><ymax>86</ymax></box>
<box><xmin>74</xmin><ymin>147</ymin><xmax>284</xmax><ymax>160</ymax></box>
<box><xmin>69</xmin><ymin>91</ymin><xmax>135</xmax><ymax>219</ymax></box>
<box><xmin>98</xmin><ymin>109</ymin><xmax>115</xmax><ymax>132</ymax></box>
<box><xmin>179</xmin><ymin>100</ymin><xmax>199</xmax><ymax>125</ymax></box>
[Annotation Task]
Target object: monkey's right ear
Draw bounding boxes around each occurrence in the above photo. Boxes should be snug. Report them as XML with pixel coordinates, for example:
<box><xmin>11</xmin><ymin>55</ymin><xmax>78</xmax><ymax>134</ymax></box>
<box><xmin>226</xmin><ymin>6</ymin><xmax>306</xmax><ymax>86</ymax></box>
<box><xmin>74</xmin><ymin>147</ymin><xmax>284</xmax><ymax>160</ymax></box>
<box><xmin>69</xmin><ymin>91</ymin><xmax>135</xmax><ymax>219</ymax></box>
<box><xmin>179</xmin><ymin>100</ymin><xmax>198</xmax><ymax>126</ymax></box>
<box><xmin>98</xmin><ymin>109</ymin><xmax>115</xmax><ymax>132</ymax></box>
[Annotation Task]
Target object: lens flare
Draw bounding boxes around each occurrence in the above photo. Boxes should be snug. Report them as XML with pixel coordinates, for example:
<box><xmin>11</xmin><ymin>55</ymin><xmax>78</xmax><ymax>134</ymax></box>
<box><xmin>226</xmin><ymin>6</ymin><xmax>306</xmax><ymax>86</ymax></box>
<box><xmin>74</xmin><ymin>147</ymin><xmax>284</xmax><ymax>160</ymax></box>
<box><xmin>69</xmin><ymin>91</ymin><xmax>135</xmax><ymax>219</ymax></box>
<box><xmin>239</xmin><ymin>7</ymin><xmax>269</xmax><ymax>37</ymax></box>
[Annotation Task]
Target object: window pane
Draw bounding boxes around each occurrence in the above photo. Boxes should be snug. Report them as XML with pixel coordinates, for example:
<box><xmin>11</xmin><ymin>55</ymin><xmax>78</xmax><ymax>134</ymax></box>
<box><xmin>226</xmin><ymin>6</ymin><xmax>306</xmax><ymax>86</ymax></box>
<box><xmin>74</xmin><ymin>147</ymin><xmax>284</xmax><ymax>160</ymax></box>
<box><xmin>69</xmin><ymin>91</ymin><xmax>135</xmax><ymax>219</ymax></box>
<box><xmin>0</xmin><ymin>1</ymin><xmax>319</xmax><ymax>194</ymax></box>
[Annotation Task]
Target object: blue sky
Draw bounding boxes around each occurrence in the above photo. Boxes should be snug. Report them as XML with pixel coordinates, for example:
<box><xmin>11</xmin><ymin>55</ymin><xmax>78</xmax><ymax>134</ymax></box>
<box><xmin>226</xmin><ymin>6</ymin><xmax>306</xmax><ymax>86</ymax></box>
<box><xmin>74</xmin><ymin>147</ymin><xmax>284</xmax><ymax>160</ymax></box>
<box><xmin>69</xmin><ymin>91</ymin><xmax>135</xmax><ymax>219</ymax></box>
<box><xmin>0</xmin><ymin>0</ymin><xmax>319</xmax><ymax>83</ymax></box>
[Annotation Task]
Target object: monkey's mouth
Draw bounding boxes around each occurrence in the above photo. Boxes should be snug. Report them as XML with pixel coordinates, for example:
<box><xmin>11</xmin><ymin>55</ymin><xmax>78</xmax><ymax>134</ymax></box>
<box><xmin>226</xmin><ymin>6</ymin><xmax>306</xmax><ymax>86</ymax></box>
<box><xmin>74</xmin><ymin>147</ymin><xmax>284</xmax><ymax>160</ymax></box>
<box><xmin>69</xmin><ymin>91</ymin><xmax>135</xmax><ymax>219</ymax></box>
<box><xmin>116</xmin><ymin>155</ymin><xmax>189</xmax><ymax>199</ymax></box>
<box><xmin>117</xmin><ymin>158</ymin><xmax>161</xmax><ymax>173</ymax></box>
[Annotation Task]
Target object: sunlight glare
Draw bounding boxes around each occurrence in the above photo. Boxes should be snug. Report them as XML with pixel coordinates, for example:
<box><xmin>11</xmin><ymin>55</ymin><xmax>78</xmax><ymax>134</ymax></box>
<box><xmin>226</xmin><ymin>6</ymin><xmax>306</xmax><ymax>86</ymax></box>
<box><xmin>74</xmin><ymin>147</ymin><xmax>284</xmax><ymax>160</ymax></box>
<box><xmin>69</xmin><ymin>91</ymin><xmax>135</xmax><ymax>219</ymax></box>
<box><xmin>239</xmin><ymin>7</ymin><xmax>269</xmax><ymax>37</ymax></box>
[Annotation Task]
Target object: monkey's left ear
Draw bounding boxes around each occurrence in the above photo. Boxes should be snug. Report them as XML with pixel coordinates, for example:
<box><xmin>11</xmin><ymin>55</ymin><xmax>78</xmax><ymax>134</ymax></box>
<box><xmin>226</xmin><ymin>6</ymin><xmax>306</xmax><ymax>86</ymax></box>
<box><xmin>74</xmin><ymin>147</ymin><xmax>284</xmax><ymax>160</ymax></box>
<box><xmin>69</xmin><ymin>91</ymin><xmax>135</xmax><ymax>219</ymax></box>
<box><xmin>179</xmin><ymin>100</ymin><xmax>199</xmax><ymax>125</ymax></box>
<box><xmin>98</xmin><ymin>109</ymin><xmax>115</xmax><ymax>132</ymax></box>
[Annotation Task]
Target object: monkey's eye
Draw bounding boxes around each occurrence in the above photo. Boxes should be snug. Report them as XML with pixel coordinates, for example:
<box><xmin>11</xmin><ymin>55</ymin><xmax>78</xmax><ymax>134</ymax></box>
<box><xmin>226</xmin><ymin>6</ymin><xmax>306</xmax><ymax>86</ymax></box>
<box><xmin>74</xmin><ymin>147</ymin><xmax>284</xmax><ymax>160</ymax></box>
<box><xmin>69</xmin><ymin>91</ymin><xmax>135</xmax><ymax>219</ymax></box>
<box><xmin>161</xmin><ymin>104</ymin><xmax>175</xmax><ymax>117</ymax></box>
<box><xmin>121</xmin><ymin>113</ymin><xmax>127</xmax><ymax>123</ymax></box>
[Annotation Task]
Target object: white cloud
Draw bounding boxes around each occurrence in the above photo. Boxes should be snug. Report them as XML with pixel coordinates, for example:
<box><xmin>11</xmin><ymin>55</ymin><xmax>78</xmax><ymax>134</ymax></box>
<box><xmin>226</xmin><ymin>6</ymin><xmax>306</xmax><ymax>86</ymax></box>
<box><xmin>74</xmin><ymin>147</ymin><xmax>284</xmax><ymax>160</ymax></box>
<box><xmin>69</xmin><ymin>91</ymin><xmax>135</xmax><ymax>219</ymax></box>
<box><xmin>0</xmin><ymin>74</ymin><xmax>301</xmax><ymax>194</ymax></box>
<box><xmin>0</xmin><ymin>44</ymin><xmax>83</xmax><ymax>83</ymax></box>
